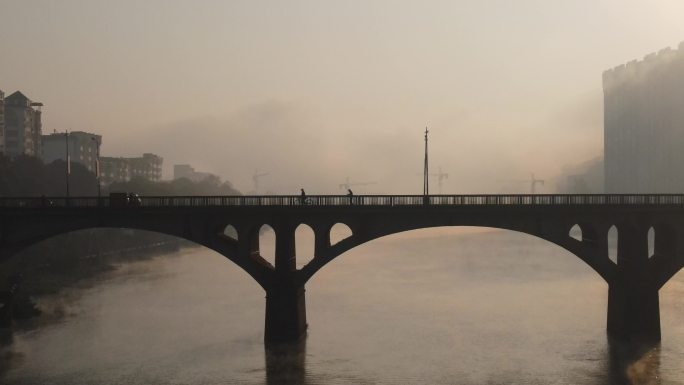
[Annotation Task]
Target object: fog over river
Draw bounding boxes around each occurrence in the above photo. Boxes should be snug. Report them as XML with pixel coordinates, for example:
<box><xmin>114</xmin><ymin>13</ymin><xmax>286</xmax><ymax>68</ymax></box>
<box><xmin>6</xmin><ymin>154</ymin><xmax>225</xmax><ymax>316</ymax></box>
<box><xmin>3</xmin><ymin>228</ymin><xmax>684</xmax><ymax>384</ymax></box>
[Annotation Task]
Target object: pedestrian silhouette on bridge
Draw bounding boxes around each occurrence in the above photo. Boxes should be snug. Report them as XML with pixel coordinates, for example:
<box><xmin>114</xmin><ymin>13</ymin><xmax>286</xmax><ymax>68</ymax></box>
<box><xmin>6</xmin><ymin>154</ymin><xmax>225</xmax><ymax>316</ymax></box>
<box><xmin>300</xmin><ymin>189</ymin><xmax>306</xmax><ymax>205</ymax></box>
<box><xmin>347</xmin><ymin>189</ymin><xmax>354</xmax><ymax>205</ymax></box>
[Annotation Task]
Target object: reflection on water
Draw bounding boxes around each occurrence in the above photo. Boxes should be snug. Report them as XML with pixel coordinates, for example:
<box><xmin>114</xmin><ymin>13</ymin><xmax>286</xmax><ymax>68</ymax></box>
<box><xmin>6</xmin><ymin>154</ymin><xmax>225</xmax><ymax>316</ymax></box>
<box><xmin>265</xmin><ymin>340</ymin><xmax>307</xmax><ymax>385</ymax></box>
<box><xmin>2</xmin><ymin>228</ymin><xmax>684</xmax><ymax>384</ymax></box>
<box><xmin>265</xmin><ymin>339</ymin><xmax>666</xmax><ymax>385</ymax></box>
<box><xmin>605</xmin><ymin>341</ymin><xmax>663</xmax><ymax>385</ymax></box>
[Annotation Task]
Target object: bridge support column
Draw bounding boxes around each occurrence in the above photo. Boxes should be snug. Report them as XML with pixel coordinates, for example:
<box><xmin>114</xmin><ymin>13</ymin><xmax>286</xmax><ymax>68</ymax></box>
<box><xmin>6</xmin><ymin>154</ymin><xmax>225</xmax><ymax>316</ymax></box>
<box><xmin>264</xmin><ymin>224</ymin><xmax>307</xmax><ymax>344</ymax></box>
<box><xmin>265</xmin><ymin>282</ymin><xmax>307</xmax><ymax>344</ymax></box>
<box><xmin>607</xmin><ymin>224</ymin><xmax>660</xmax><ymax>343</ymax></box>
<box><xmin>607</xmin><ymin>283</ymin><xmax>660</xmax><ymax>343</ymax></box>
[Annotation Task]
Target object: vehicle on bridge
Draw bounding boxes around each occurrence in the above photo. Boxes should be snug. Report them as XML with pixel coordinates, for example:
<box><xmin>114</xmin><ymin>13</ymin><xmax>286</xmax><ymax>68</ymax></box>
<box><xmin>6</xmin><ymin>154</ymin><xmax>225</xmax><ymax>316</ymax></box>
<box><xmin>109</xmin><ymin>192</ymin><xmax>142</xmax><ymax>207</ymax></box>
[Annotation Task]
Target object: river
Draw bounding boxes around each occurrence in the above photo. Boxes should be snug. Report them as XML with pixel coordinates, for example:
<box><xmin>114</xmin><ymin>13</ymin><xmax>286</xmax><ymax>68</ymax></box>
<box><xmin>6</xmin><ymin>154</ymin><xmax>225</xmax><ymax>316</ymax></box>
<box><xmin>2</xmin><ymin>228</ymin><xmax>683</xmax><ymax>384</ymax></box>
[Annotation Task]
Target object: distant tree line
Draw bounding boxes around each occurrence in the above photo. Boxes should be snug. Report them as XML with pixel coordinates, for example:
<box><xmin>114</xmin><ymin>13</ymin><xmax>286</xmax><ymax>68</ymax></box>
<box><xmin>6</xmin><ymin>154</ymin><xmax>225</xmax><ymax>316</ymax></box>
<box><xmin>0</xmin><ymin>155</ymin><xmax>241</xmax><ymax>197</ymax></box>
<box><xmin>110</xmin><ymin>174</ymin><xmax>241</xmax><ymax>196</ymax></box>
<box><xmin>0</xmin><ymin>155</ymin><xmax>97</xmax><ymax>196</ymax></box>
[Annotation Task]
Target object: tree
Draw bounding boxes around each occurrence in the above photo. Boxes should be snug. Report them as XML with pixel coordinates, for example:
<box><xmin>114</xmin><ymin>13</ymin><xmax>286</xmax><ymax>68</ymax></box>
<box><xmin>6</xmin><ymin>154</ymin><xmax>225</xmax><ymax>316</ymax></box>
<box><xmin>0</xmin><ymin>155</ymin><xmax>97</xmax><ymax>196</ymax></box>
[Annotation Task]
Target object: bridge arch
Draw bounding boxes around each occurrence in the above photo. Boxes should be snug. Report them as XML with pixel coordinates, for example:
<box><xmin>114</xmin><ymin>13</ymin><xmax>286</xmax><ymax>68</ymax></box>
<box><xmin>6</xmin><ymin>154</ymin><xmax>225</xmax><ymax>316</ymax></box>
<box><xmin>648</xmin><ymin>226</ymin><xmax>655</xmax><ymax>258</ymax></box>
<box><xmin>607</xmin><ymin>225</ymin><xmax>618</xmax><ymax>264</ymax></box>
<box><xmin>330</xmin><ymin>222</ymin><xmax>353</xmax><ymax>245</ymax></box>
<box><xmin>568</xmin><ymin>224</ymin><xmax>582</xmax><ymax>242</ymax></box>
<box><xmin>302</xmin><ymin>226</ymin><xmax>609</xmax><ymax>346</ymax></box>
<box><xmin>223</xmin><ymin>225</ymin><xmax>239</xmax><ymax>241</ymax></box>
<box><xmin>647</xmin><ymin>223</ymin><xmax>682</xmax><ymax>289</ymax></box>
<box><xmin>299</xmin><ymin>223</ymin><xmax>616</xmax><ymax>286</ymax></box>
<box><xmin>254</xmin><ymin>224</ymin><xmax>276</xmax><ymax>267</ymax></box>
<box><xmin>295</xmin><ymin>224</ymin><xmax>315</xmax><ymax>268</ymax></box>
<box><xmin>1</xmin><ymin>220</ymin><xmax>274</xmax><ymax>290</ymax></box>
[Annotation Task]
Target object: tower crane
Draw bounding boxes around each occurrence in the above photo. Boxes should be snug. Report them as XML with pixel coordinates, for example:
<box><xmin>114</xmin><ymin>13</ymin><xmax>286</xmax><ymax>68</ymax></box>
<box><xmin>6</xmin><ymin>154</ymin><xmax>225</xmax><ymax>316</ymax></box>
<box><xmin>338</xmin><ymin>177</ymin><xmax>377</xmax><ymax>191</ymax></box>
<box><xmin>252</xmin><ymin>169</ymin><xmax>269</xmax><ymax>194</ymax></box>
<box><xmin>501</xmin><ymin>173</ymin><xmax>545</xmax><ymax>194</ymax></box>
<box><xmin>529</xmin><ymin>173</ymin><xmax>545</xmax><ymax>194</ymax></box>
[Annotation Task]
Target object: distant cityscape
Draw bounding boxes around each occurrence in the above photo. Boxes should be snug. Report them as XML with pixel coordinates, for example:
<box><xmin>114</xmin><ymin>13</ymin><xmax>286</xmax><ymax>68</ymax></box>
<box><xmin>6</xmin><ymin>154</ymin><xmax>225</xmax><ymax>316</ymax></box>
<box><xmin>3</xmin><ymin>41</ymin><xmax>684</xmax><ymax>194</ymax></box>
<box><xmin>0</xmin><ymin>90</ymin><xmax>213</xmax><ymax>188</ymax></box>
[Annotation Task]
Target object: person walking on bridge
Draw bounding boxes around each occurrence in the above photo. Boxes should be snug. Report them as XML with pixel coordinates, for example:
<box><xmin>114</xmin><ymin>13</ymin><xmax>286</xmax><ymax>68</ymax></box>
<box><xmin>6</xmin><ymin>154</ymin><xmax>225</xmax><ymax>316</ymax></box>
<box><xmin>300</xmin><ymin>189</ymin><xmax>306</xmax><ymax>205</ymax></box>
<box><xmin>347</xmin><ymin>189</ymin><xmax>354</xmax><ymax>205</ymax></box>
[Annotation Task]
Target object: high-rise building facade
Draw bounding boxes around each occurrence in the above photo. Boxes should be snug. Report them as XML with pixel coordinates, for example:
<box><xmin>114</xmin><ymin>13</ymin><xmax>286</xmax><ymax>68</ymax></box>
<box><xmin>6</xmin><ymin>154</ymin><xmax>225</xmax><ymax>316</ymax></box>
<box><xmin>130</xmin><ymin>153</ymin><xmax>163</xmax><ymax>181</ymax></box>
<box><xmin>42</xmin><ymin>131</ymin><xmax>101</xmax><ymax>173</ymax></box>
<box><xmin>3</xmin><ymin>91</ymin><xmax>43</xmax><ymax>157</ymax></box>
<box><xmin>43</xmin><ymin>131</ymin><xmax>163</xmax><ymax>185</ymax></box>
<box><xmin>603</xmin><ymin>42</ymin><xmax>684</xmax><ymax>193</ymax></box>
<box><xmin>100</xmin><ymin>153</ymin><xmax>163</xmax><ymax>185</ymax></box>
<box><xmin>100</xmin><ymin>157</ymin><xmax>131</xmax><ymax>185</ymax></box>
<box><xmin>0</xmin><ymin>90</ymin><xmax>5</xmax><ymax>155</ymax></box>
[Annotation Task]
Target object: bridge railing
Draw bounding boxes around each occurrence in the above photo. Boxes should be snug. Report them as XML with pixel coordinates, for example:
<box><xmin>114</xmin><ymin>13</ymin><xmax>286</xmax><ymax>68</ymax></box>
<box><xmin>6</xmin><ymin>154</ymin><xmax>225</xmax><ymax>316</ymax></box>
<box><xmin>0</xmin><ymin>197</ymin><xmax>104</xmax><ymax>208</ymax></box>
<box><xmin>3</xmin><ymin>194</ymin><xmax>684</xmax><ymax>208</ymax></box>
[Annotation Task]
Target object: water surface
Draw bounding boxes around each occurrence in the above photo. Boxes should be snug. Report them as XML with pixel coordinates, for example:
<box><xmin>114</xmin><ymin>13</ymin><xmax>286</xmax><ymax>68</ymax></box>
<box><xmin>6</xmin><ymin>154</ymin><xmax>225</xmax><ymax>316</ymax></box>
<box><xmin>3</xmin><ymin>228</ymin><xmax>684</xmax><ymax>384</ymax></box>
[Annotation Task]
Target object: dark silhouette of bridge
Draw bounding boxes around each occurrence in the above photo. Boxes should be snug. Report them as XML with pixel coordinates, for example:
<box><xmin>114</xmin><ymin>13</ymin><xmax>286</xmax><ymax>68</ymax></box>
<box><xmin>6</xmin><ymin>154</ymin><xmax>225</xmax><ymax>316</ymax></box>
<box><xmin>2</xmin><ymin>193</ymin><xmax>684</xmax><ymax>344</ymax></box>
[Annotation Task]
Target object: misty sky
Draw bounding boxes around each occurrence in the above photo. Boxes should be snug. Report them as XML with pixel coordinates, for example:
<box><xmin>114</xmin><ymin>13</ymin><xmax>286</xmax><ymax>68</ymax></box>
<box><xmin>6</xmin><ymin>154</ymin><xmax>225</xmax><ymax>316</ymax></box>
<box><xmin>2</xmin><ymin>0</ymin><xmax>684</xmax><ymax>194</ymax></box>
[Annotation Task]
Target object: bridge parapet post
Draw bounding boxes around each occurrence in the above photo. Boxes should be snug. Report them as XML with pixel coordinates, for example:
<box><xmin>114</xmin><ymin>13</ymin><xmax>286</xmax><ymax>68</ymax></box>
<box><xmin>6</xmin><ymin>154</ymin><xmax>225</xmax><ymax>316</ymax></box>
<box><xmin>314</xmin><ymin>226</ymin><xmax>331</xmax><ymax>258</ymax></box>
<box><xmin>265</xmin><ymin>224</ymin><xmax>307</xmax><ymax>344</ymax></box>
<box><xmin>607</xmin><ymin>224</ymin><xmax>660</xmax><ymax>343</ymax></box>
<box><xmin>274</xmin><ymin>224</ymin><xmax>297</xmax><ymax>272</ymax></box>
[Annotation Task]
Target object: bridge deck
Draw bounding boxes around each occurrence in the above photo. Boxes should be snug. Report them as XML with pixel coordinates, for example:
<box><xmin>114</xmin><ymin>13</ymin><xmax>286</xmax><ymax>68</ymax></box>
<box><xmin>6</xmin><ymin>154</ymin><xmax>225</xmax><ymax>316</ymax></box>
<box><xmin>2</xmin><ymin>194</ymin><xmax>684</xmax><ymax>208</ymax></box>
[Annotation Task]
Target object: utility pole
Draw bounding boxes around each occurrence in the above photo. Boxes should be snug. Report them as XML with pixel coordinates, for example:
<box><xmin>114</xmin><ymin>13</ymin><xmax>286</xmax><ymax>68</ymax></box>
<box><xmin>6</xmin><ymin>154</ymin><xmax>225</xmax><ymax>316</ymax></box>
<box><xmin>423</xmin><ymin>127</ymin><xmax>429</xmax><ymax>196</ymax></box>
<box><xmin>65</xmin><ymin>131</ymin><xmax>70</xmax><ymax>200</ymax></box>
<box><xmin>92</xmin><ymin>137</ymin><xmax>101</xmax><ymax>199</ymax></box>
<box><xmin>434</xmin><ymin>167</ymin><xmax>448</xmax><ymax>194</ymax></box>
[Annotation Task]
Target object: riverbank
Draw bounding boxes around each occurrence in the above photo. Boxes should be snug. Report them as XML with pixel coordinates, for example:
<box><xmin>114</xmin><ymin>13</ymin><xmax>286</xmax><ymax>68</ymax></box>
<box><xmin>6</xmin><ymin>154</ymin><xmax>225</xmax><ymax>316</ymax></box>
<box><xmin>0</xmin><ymin>229</ymin><xmax>197</xmax><ymax>330</ymax></box>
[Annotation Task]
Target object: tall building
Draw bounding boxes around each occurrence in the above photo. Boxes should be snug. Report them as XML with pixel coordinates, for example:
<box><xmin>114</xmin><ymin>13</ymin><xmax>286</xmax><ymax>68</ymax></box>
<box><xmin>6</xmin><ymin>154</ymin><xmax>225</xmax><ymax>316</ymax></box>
<box><xmin>3</xmin><ymin>91</ymin><xmax>43</xmax><ymax>157</ymax></box>
<box><xmin>100</xmin><ymin>157</ymin><xmax>130</xmax><ymax>185</ymax></box>
<box><xmin>0</xmin><ymin>90</ymin><xmax>5</xmax><ymax>155</ymax></box>
<box><xmin>603</xmin><ymin>42</ymin><xmax>684</xmax><ymax>193</ymax></box>
<box><xmin>43</xmin><ymin>130</ymin><xmax>162</xmax><ymax>185</ymax></box>
<box><xmin>100</xmin><ymin>153</ymin><xmax>163</xmax><ymax>185</ymax></box>
<box><xmin>130</xmin><ymin>153</ymin><xmax>163</xmax><ymax>181</ymax></box>
<box><xmin>42</xmin><ymin>131</ymin><xmax>101</xmax><ymax>173</ymax></box>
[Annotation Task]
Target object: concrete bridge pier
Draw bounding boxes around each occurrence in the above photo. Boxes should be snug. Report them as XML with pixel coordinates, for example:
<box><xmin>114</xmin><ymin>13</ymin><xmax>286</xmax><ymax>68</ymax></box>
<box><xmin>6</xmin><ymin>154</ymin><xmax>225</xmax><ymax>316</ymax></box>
<box><xmin>265</xmin><ymin>282</ymin><xmax>307</xmax><ymax>344</ymax></box>
<box><xmin>607</xmin><ymin>224</ymin><xmax>660</xmax><ymax>343</ymax></box>
<box><xmin>264</xmin><ymin>224</ymin><xmax>307</xmax><ymax>344</ymax></box>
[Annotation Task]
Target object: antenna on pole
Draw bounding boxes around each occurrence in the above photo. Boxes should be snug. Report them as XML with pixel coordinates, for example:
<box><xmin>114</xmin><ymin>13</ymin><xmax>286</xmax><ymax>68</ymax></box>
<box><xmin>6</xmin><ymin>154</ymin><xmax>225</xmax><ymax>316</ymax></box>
<box><xmin>423</xmin><ymin>127</ymin><xmax>429</xmax><ymax>196</ymax></box>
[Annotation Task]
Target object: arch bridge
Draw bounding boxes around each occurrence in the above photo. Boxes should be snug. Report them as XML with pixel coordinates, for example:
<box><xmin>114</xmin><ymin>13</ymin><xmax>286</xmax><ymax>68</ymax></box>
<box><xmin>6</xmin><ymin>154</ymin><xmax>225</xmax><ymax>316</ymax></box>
<box><xmin>2</xmin><ymin>194</ymin><xmax>684</xmax><ymax>344</ymax></box>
